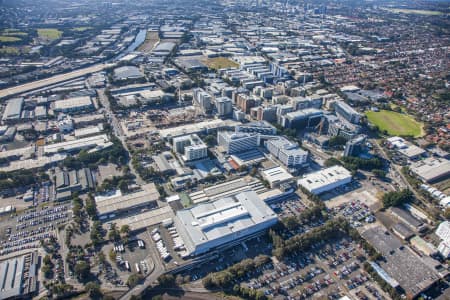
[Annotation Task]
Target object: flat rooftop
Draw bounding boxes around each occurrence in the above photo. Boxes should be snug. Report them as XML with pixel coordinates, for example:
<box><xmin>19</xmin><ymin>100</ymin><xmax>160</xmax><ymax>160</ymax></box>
<box><xmin>410</xmin><ymin>157</ymin><xmax>450</xmax><ymax>183</ymax></box>
<box><xmin>95</xmin><ymin>183</ymin><xmax>159</xmax><ymax>216</ymax></box>
<box><xmin>262</xmin><ymin>166</ymin><xmax>294</xmax><ymax>184</ymax></box>
<box><xmin>361</xmin><ymin>225</ymin><xmax>440</xmax><ymax>298</ymax></box>
<box><xmin>176</xmin><ymin>191</ymin><xmax>277</xmax><ymax>253</ymax></box>
<box><xmin>298</xmin><ymin>165</ymin><xmax>352</xmax><ymax>191</ymax></box>
<box><xmin>114</xmin><ymin>205</ymin><xmax>173</xmax><ymax>232</ymax></box>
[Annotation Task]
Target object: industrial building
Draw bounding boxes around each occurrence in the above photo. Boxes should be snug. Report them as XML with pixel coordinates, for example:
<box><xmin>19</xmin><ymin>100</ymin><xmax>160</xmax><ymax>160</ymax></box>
<box><xmin>113</xmin><ymin>66</ymin><xmax>144</xmax><ymax>81</ymax></box>
<box><xmin>95</xmin><ymin>183</ymin><xmax>160</xmax><ymax>219</ymax></box>
<box><xmin>409</xmin><ymin>157</ymin><xmax>450</xmax><ymax>183</ymax></box>
<box><xmin>43</xmin><ymin>134</ymin><xmax>111</xmax><ymax>154</ymax></box>
<box><xmin>173</xmin><ymin>134</ymin><xmax>208</xmax><ymax>162</ymax></box>
<box><xmin>2</xmin><ymin>97</ymin><xmax>23</xmax><ymax>123</ymax></box>
<box><xmin>298</xmin><ymin>165</ymin><xmax>352</xmax><ymax>195</ymax></box>
<box><xmin>361</xmin><ymin>226</ymin><xmax>441</xmax><ymax>299</ymax></box>
<box><xmin>55</xmin><ymin>168</ymin><xmax>95</xmax><ymax>200</ymax></box>
<box><xmin>333</xmin><ymin>101</ymin><xmax>362</xmax><ymax>124</ymax></box>
<box><xmin>436</xmin><ymin>221</ymin><xmax>450</xmax><ymax>258</ymax></box>
<box><xmin>261</xmin><ymin>166</ymin><xmax>295</xmax><ymax>188</ymax></box>
<box><xmin>217</xmin><ymin>131</ymin><xmax>259</xmax><ymax>154</ymax></box>
<box><xmin>52</xmin><ymin>96</ymin><xmax>94</xmax><ymax>113</ymax></box>
<box><xmin>386</xmin><ymin>136</ymin><xmax>426</xmax><ymax>160</ymax></box>
<box><xmin>265</xmin><ymin>137</ymin><xmax>308</xmax><ymax>168</ymax></box>
<box><xmin>174</xmin><ymin>191</ymin><xmax>278</xmax><ymax>256</ymax></box>
<box><xmin>0</xmin><ymin>251</ymin><xmax>39</xmax><ymax>300</ymax></box>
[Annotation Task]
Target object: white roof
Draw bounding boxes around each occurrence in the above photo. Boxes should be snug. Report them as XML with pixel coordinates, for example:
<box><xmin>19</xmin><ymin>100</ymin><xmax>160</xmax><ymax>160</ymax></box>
<box><xmin>261</xmin><ymin>166</ymin><xmax>294</xmax><ymax>184</ymax></box>
<box><xmin>298</xmin><ymin>165</ymin><xmax>352</xmax><ymax>191</ymax></box>
<box><xmin>436</xmin><ymin>221</ymin><xmax>450</xmax><ymax>245</ymax></box>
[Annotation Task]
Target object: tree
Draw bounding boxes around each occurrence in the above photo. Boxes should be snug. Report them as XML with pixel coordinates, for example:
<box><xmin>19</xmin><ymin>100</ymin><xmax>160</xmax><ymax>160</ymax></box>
<box><xmin>118</xmin><ymin>180</ymin><xmax>129</xmax><ymax>193</ymax></box>
<box><xmin>372</xmin><ymin>169</ymin><xmax>386</xmax><ymax>178</ymax></box>
<box><xmin>324</xmin><ymin>157</ymin><xmax>341</xmax><ymax>167</ymax></box>
<box><xmin>444</xmin><ymin>208</ymin><xmax>450</xmax><ymax>220</ymax></box>
<box><xmin>85</xmin><ymin>281</ymin><xmax>101</xmax><ymax>298</ymax></box>
<box><xmin>85</xmin><ymin>196</ymin><xmax>97</xmax><ymax>219</ymax></box>
<box><xmin>157</xmin><ymin>274</ymin><xmax>175</xmax><ymax>287</ymax></box>
<box><xmin>74</xmin><ymin>261</ymin><xmax>90</xmax><ymax>281</ymax></box>
<box><xmin>127</xmin><ymin>274</ymin><xmax>142</xmax><ymax>288</ymax></box>
<box><xmin>328</xmin><ymin>135</ymin><xmax>347</xmax><ymax>147</ymax></box>
<box><xmin>382</xmin><ymin>189</ymin><xmax>414</xmax><ymax>208</ymax></box>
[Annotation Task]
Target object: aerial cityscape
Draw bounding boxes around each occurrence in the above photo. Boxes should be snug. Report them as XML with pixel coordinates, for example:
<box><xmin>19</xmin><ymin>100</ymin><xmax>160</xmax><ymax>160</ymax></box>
<box><xmin>0</xmin><ymin>0</ymin><xmax>449</xmax><ymax>299</ymax></box>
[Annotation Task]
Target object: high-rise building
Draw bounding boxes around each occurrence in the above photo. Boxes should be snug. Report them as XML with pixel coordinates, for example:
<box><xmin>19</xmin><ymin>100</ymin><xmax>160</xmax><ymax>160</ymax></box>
<box><xmin>344</xmin><ymin>135</ymin><xmax>367</xmax><ymax>157</ymax></box>
<box><xmin>193</xmin><ymin>88</ymin><xmax>213</xmax><ymax>113</ymax></box>
<box><xmin>217</xmin><ymin>131</ymin><xmax>259</xmax><ymax>154</ymax></box>
<box><xmin>173</xmin><ymin>134</ymin><xmax>208</xmax><ymax>161</ymax></box>
<box><xmin>215</xmin><ymin>97</ymin><xmax>233</xmax><ymax>116</ymax></box>
<box><xmin>265</xmin><ymin>137</ymin><xmax>308</xmax><ymax>167</ymax></box>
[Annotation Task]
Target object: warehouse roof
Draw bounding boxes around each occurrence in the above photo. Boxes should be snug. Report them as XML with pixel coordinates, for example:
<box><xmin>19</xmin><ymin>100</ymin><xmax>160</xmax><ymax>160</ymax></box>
<box><xmin>53</xmin><ymin>96</ymin><xmax>92</xmax><ymax>111</ymax></box>
<box><xmin>298</xmin><ymin>165</ymin><xmax>352</xmax><ymax>191</ymax></box>
<box><xmin>95</xmin><ymin>183</ymin><xmax>159</xmax><ymax>216</ymax></box>
<box><xmin>410</xmin><ymin>157</ymin><xmax>450</xmax><ymax>183</ymax></box>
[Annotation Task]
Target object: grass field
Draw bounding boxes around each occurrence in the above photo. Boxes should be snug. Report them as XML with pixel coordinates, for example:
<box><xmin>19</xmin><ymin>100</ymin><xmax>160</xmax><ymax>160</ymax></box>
<box><xmin>0</xmin><ymin>36</ymin><xmax>22</xmax><ymax>42</ymax></box>
<box><xmin>386</xmin><ymin>8</ymin><xmax>444</xmax><ymax>15</ymax></box>
<box><xmin>37</xmin><ymin>28</ymin><xmax>62</xmax><ymax>40</ymax></box>
<box><xmin>2</xmin><ymin>29</ymin><xmax>27</xmax><ymax>36</ymax></box>
<box><xmin>366</xmin><ymin>110</ymin><xmax>424</xmax><ymax>137</ymax></box>
<box><xmin>71</xmin><ymin>27</ymin><xmax>92</xmax><ymax>32</ymax></box>
<box><xmin>204</xmin><ymin>57</ymin><xmax>239</xmax><ymax>70</ymax></box>
<box><xmin>0</xmin><ymin>46</ymin><xmax>20</xmax><ymax>55</ymax></box>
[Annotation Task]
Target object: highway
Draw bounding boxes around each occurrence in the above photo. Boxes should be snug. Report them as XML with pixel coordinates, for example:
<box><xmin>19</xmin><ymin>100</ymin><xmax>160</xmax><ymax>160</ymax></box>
<box><xmin>0</xmin><ymin>63</ymin><xmax>113</xmax><ymax>99</ymax></box>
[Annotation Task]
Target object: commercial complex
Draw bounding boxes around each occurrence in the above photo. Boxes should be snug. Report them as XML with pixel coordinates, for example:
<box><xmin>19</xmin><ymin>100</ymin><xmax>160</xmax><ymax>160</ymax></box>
<box><xmin>173</xmin><ymin>134</ymin><xmax>208</xmax><ymax>162</ymax></box>
<box><xmin>265</xmin><ymin>137</ymin><xmax>308</xmax><ymax>168</ymax></box>
<box><xmin>281</xmin><ymin>108</ymin><xmax>323</xmax><ymax>129</ymax></box>
<box><xmin>298</xmin><ymin>165</ymin><xmax>352</xmax><ymax>195</ymax></box>
<box><xmin>174</xmin><ymin>191</ymin><xmax>278</xmax><ymax>255</ymax></box>
<box><xmin>217</xmin><ymin>131</ymin><xmax>260</xmax><ymax>154</ymax></box>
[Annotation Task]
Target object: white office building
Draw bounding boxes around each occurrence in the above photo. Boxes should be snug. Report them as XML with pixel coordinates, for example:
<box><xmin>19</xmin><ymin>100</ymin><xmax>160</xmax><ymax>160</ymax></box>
<box><xmin>265</xmin><ymin>137</ymin><xmax>308</xmax><ymax>167</ymax></box>
<box><xmin>215</xmin><ymin>96</ymin><xmax>233</xmax><ymax>116</ymax></box>
<box><xmin>217</xmin><ymin>131</ymin><xmax>259</xmax><ymax>154</ymax></box>
<box><xmin>174</xmin><ymin>191</ymin><xmax>278</xmax><ymax>256</ymax></box>
<box><xmin>173</xmin><ymin>134</ymin><xmax>208</xmax><ymax>162</ymax></box>
<box><xmin>298</xmin><ymin>165</ymin><xmax>352</xmax><ymax>195</ymax></box>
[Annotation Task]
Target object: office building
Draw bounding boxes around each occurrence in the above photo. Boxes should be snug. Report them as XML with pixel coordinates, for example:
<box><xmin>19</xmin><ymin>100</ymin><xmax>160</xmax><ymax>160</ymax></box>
<box><xmin>261</xmin><ymin>166</ymin><xmax>295</xmax><ymax>188</ymax></box>
<box><xmin>292</xmin><ymin>96</ymin><xmax>323</xmax><ymax>110</ymax></box>
<box><xmin>173</xmin><ymin>134</ymin><xmax>208</xmax><ymax>162</ymax></box>
<box><xmin>217</xmin><ymin>131</ymin><xmax>259</xmax><ymax>154</ymax></box>
<box><xmin>236</xmin><ymin>121</ymin><xmax>277</xmax><ymax>135</ymax></box>
<box><xmin>281</xmin><ymin>108</ymin><xmax>323</xmax><ymax>129</ymax></box>
<box><xmin>333</xmin><ymin>101</ymin><xmax>361</xmax><ymax>124</ymax></box>
<box><xmin>174</xmin><ymin>191</ymin><xmax>278</xmax><ymax>256</ymax></box>
<box><xmin>265</xmin><ymin>137</ymin><xmax>308</xmax><ymax>168</ymax></box>
<box><xmin>344</xmin><ymin>135</ymin><xmax>367</xmax><ymax>157</ymax></box>
<box><xmin>298</xmin><ymin>165</ymin><xmax>352</xmax><ymax>195</ymax></box>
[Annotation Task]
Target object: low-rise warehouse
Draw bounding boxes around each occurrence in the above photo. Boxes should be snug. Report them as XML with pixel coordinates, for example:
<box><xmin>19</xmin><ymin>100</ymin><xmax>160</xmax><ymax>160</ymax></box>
<box><xmin>261</xmin><ymin>166</ymin><xmax>294</xmax><ymax>188</ymax></box>
<box><xmin>409</xmin><ymin>157</ymin><xmax>450</xmax><ymax>183</ymax></box>
<box><xmin>298</xmin><ymin>165</ymin><xmax>352</xmax><ymax>195</ymax></box>
<box><xmin>52</xmin><ymin>96</ymin><xmax>94</xmax><ymax>113</ymax></box>
<box><xmin>95</xmin><ymin>183</ymin><xmax>160</xmax><ymax>218</ymax></box>
<box><xmin>174</xmin><ymin>191</ymin><xmax>278</xmax><ymax>256</ymax></box>
<box><xmin>0</xmin><ymin>251</ymin><xmax>39</xmax><ymax>300</ymax></box>
<box><xmin>43</xmin><ymin>134</ymin><xmax>111</xmax><ymax>154</ymax></box>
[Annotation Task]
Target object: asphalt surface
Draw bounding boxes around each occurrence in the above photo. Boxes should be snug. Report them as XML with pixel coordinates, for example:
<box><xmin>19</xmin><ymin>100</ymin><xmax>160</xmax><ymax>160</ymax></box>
<box><xmin>0</xmin><ymin>63</ymin><xmax>113</xmax><ymax>99</ymax></box>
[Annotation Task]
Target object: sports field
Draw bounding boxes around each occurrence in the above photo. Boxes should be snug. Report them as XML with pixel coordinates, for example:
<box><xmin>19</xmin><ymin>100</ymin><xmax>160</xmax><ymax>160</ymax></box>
<box><xmin>37</xmin><ymin>28</ymin><xmax>62</xmax><ymax>40</ymax></box>
<box><xmin>0</xmin><ymin>36</ymin><xmax>21</xmax><ymax>42</ymax></box>
<box><xmin>366</xmin><ymin>110</ymin><xmax>423</xmax><ymax>137</ymax></box>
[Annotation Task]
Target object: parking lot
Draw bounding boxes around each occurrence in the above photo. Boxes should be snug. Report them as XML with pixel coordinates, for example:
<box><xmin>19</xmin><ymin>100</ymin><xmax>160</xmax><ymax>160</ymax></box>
<box><xmin>332</xmin><ymin>200</ymin><xmax>376</xmax><ymax>228</ymax></box>
<box><xmin>0</xmin><ymin>204</ymin><xmax>71</xmax><ymax>256</ymax></box>
<box><xmin>269</xmin><ymin>195</ymin><xmax>308</xmax><ymax>218</ymax></box>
